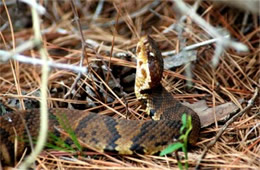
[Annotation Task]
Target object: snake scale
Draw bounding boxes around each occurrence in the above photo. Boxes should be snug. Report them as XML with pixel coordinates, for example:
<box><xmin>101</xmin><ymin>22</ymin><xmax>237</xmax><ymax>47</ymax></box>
<box><xmin>0</xmin><ymin>36</ymin><xmax>200</xmax><ymax>165</ymax></box>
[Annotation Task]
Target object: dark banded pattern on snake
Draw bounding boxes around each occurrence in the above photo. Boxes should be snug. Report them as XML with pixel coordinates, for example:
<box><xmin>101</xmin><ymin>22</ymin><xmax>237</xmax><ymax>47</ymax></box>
<box><xmin>0</xmin><ymin>36</ymin><xmax>200</xmax><ymax>165</ymax></box>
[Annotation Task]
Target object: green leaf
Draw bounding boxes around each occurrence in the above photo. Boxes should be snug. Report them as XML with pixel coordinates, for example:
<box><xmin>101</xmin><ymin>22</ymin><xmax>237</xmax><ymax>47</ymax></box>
<box><xmin>56</xmin><ymin>113</ymin><xmax>82</xmax><ymax>151</ymax></box>
<box><xmin>180</xmin><ymin>113</ymin><xmax>187</xmax><ymax>134</ymax></box>
<box><xmin>160</xmin><ymin>113</ymin><xmax>193</xmax><ymax>169</ymax></box>
<box><xmin>177</xmin><ymin>161</ymin><xmax>183</xmax><ymax>170</ymax></box>
<box><xmin>187</xmin><ymin>115</ymin><xmax>192</xmax><ymax>131</ymax></box>
<box><xmin>179</xmin><ymin>134</ymin><xmax>185</xmax><ymax>140</ymax></box>
<box><xmin>160</xmin><ymin>142</ymin><xmax>183</xmax><ymax>156</ymax></box>
<box><xmin>45</xmin><ymin>143</ymin><xmax>72</xmax><ymax>152</ymax></box>
<box><xmin>46</xmin><ymin>132</ymin><xmax>75</xmax><ymax>151</ymax></box>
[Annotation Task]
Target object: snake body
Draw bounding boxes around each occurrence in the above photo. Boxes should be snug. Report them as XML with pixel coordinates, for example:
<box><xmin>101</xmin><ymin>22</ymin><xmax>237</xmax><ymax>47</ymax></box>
<box><xmin>0</xmin><ymin>36</ymin><xmax>200</xmax><ymax>165</ymax></box>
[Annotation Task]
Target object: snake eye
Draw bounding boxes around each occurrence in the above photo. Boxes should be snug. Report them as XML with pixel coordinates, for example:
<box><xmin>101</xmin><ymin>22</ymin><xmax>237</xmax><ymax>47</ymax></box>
<box><xmin>149</xmin><ymin>52</ymin><xmax>155</xmax><ymax>57</ymax></box>
<box><xmin>149</xmin><ymin>109</ymin><xmax>156</xmax><ymax>117</ymax></box>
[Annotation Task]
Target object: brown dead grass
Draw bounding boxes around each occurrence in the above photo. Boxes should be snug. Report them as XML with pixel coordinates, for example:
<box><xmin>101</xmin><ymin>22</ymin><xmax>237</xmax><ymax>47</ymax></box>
<box><xmin>0</xmin><ymin>1</ymin><xmax>259</xmax><ymax>169</ymax></box>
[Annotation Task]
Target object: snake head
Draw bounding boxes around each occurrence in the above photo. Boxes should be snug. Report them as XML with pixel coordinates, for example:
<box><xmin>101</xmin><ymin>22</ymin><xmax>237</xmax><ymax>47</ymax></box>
<box><xmin>135</xmin><ymin>35</ymin><xmax>164</xmax><ymax>100</ymax></box>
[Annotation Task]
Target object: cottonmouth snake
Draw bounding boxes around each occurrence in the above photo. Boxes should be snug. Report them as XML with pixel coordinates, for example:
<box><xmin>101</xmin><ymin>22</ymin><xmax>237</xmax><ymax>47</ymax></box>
<box><xmin>0</xmin><ymin>36</ymin><xmax>200</xmax><ymax>165</ymax></box>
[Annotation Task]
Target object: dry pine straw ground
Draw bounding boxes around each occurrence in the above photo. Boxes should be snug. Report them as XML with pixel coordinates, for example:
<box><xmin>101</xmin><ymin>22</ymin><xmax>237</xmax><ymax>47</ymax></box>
<box><xmin>0</xmin><ymin>1</ymin><xmax>259</xmax><ymax>169</ymax></box>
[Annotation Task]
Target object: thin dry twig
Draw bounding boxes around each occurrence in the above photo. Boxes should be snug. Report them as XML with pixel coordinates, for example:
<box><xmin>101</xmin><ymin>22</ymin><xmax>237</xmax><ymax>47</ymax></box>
<box><xmin>91</xmin><ymin>0</ymin><xmax>105</xmax><ymax>23</ymax></box>
<box><xmin>0</xmin><ymin>39</ymin><xmax>41</xmax><ymax>62</ymax></box>
<box><xmin>64</xmin><ymin>0</ymin><xmax>88</xmax><ymax>99</ymax></box>
<box><xmin>18</xmin><ymin>0</ymin><xmax>49</xmax><ymax>169</ymax></box>
<box><xmin>162</xmin><ymin>35</ymin><xmax>230</xmax><ymax>56</ymax></box>
<box><xmin>97</xmin><ymin>0</ymin><xmax>160</xmax><ymax>27</ymax></box>
<box><xmin>0</xmin><ymin>50</ymin><xmax>87</xmax><ymax>73</ymax></box>
<box><xmin>195</xmin><ymin>87</ymin><xmax>259</xmax><ymax>169</ymax></box>
<box><xmin>173</xmin><ymin>0</ymin><xmax>248</xmax><ymax>67</ymax></box>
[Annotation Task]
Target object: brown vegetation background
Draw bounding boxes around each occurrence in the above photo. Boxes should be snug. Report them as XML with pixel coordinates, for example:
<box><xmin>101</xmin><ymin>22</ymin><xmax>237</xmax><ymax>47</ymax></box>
<box><xmin>0</xmin><ymin>0</ymin><xmax>259</xmax><ymax>169</ymax></box>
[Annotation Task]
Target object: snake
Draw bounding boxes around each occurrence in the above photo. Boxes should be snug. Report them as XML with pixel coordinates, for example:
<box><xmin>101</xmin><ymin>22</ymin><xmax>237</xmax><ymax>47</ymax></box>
<box><xmin>0</xmin><ymin>35</ymin><xmax>200</xmax><ymax>165</ymax></box>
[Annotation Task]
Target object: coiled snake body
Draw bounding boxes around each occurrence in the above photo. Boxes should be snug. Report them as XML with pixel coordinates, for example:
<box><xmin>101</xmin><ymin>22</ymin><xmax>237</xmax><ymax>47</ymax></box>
<box><xmin>0</xmin><ymin>36</ymin><xmax>200</xmax><ymax>165</ymax></box>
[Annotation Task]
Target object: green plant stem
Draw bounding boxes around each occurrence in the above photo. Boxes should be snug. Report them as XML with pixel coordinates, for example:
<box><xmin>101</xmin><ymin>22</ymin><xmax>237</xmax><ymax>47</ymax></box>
<box><xmin>18</xmin><ymin>1</ymin><xmax>49</xmax><ymax>169</ymax></box>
